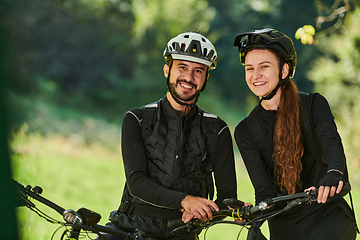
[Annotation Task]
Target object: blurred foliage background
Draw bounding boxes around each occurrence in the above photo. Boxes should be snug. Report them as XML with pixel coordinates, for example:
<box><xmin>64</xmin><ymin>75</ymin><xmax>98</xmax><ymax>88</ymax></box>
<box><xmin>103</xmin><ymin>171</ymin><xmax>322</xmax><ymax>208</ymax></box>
<box><xmin>2</xmin><ymin>0</ymin><xmax>360</xmax><ymax>239</ymax></box>
<box><xmin>5</xmin><ymin>0</ymin><xmax>351</xmax><ymax>131</ymax></box>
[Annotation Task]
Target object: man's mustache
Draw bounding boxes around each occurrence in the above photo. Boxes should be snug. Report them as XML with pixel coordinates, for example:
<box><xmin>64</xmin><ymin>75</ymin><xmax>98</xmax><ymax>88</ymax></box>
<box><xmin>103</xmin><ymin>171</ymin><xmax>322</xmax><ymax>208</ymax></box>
<box><xmin>176</xmin><ymin>79</ymin><xmax>197</xmax><ymax>89</ymax></box>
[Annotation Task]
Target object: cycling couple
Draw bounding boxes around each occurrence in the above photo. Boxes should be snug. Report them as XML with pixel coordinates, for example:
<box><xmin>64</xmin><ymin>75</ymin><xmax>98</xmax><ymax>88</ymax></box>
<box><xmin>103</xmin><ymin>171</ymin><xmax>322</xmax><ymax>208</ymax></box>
<box><xmin>99</xmin><ymin>30</ymin><xmax>357</xmax><ymax>240</ymax></box>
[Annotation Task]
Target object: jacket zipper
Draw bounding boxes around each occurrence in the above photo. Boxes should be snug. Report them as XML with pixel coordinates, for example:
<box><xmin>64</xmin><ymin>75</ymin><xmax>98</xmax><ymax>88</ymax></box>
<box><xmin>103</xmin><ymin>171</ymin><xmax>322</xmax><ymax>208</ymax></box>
<box><xmin>170</xmin><ymin>113</ymin><xmax>184</xmax><ymax>189</ymax></box>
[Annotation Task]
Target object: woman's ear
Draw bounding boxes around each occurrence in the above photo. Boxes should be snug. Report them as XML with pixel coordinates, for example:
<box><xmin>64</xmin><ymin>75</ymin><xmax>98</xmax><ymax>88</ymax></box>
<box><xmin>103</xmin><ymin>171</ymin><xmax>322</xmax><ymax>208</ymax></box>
<box><xmin>281</xmin><ymin>63</ymin><xmax>290</xmax><ymax>79</ymax></box>
<box><xmin>163</xmin><ymin>64</ymin><xmax>169</xmax><ymax>78</ymax></box>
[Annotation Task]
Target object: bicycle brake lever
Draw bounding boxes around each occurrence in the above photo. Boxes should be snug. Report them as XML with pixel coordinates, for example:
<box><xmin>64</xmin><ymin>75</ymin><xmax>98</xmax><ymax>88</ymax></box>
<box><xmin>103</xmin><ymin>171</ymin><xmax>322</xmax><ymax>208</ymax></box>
<box><xmin>223</xmin><ymin>198</ymin><xmax>245</xmax><ymax>209</ymax></box>
<box><xmin>170</xmin><ymin>219</ymin><xmax>204</xmax><ymax>234</ymax></box>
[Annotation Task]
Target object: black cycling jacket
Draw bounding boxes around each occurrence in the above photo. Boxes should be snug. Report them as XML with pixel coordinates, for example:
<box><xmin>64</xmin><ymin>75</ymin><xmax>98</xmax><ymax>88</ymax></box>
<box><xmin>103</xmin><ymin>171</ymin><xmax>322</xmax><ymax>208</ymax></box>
<box><xmin>234</xmin><ymin>92</ymin><xmax>353</xmax><ymax>238</ymax></box>
<box><xmin>121</xmin><ymin>95</ymin><xmax>237</xmax><ymax>215</ymax></box>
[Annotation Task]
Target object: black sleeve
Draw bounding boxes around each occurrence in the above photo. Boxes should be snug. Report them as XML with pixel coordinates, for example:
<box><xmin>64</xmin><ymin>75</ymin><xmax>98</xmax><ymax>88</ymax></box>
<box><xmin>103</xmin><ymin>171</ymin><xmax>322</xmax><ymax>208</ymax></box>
<box><xmin>121</xmin><ymin>110</ymin><xmax>187</xmax><ymax>209</ymax></box>
<box><xmin>213</xmin><ymin>119</ymin><xmax>238</xmax><ymax>209</ymax></box>
<box><xmin>310</xmin><ymin>93</ymin><xmax>345</xmax><ymax>173</ymax></box>
<box><xmin>234</xmin><ymin>119</ymin><xmax>278</xmax><ymax>204</ymax></box>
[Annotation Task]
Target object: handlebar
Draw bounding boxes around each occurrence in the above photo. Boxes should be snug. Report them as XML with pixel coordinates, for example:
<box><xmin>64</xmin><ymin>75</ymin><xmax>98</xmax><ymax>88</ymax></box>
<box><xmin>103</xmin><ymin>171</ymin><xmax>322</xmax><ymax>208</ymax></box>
<box><xmin>167</xmin><ymin>209</ymin><xmax>234</xmax><ymax>231</ymax></box>
<box><xmin>168</xmin><ymin>189</ymin><xmax>319</xmax><ymax>233</ymax></box>
<box><xmin>15</xmin><ymin>180</ymin><xmax>66</xmax><ymax>215</ymax></box>
<box><xmin>14</xmin><ymin>180</ymin><xmax>150</xmax><ymax>240</ymax></box>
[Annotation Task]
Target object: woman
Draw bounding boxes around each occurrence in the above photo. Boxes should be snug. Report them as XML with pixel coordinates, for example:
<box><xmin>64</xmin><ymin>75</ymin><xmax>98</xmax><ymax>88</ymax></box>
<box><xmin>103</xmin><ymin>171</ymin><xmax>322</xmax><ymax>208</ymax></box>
<box><xmin>233</xmin><ymin>28</ymin><xmax>357</xmax><ymax>240</ymax></box>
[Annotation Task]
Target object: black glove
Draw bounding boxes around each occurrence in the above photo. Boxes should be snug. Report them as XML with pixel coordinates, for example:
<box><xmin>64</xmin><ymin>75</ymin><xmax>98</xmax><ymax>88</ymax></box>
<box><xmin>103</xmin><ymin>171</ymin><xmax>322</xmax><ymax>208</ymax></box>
<box><xmin>318</xmin><ymin>171</ymin><xmax>343</xmax><ymax>188</ymax></box>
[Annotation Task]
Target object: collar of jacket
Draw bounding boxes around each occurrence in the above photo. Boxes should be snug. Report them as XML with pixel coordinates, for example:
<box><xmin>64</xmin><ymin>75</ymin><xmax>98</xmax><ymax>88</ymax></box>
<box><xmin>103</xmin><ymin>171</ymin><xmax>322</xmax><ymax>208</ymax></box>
<box><xmin>162</xmin><ymin>94</ymin><xmax>198</xmax><ymax>123</ymax></box>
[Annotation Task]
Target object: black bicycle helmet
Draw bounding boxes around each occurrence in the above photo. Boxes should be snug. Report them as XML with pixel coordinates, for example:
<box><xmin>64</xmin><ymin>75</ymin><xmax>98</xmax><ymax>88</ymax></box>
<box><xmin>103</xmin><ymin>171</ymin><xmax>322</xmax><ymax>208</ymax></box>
<box><xmin>234</xmin><ymin>28</ymin><xmax>297</xmax><ymax>79</ymax></box>
<box><xmin>163</xmin><ymin>31</ymin><xmax>217</xmax><ymax>70</ymax></box>
<box><xmin>233</xmin><ymin>29</ymin><xmax>297</xmax><ymax>101</ymax></box>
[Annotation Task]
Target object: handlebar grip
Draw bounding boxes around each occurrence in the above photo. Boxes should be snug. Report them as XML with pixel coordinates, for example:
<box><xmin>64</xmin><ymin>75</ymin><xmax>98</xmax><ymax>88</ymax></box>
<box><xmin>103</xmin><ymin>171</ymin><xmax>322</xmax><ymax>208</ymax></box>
<box><xmin>167</xmin><ymin>209</ymin><xmax>236</xmax><ymax>231</ymax></box>
<box><xmin>167</xmin><ymin>218</ymin><xmax>185</xmax><ymax>231</ymax></box>
<box><xmin>223</xmin><ymin>198</ymin><xmax>245</xmax><ymax>209</ymax></box>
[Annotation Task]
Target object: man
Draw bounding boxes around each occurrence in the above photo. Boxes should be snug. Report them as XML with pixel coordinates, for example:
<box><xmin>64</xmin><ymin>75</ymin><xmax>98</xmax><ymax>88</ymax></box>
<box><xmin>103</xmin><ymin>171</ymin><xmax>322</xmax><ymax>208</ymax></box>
<box><xmin>102</xmin><ymin>31</ymin><xmax>237</xmax><ymax>240</ymax></box>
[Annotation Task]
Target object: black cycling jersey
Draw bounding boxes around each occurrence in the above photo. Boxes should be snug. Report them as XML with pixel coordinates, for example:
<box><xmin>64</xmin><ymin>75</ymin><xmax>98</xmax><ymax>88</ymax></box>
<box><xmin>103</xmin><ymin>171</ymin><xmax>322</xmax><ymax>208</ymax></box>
<box><xmin>235</xmin><ymin>93</ymin><xmax>354</xmax><ymax>238</ymax></box>
<box><xmin>122</xmin><ymin>97</ymin><xmax>237</xmax><ymax>211</ymax></box>
<box><xmin>108</xmin><ymin>95</ymin><xmax>237</xmax><ymax>239</ymax></box>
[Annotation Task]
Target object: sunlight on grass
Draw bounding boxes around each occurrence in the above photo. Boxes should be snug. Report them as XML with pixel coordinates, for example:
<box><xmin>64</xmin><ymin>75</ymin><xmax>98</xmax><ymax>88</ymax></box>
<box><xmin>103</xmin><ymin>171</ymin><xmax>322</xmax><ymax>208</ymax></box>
<box><xmin>12</xmin><ymin>126</ymin><xmax>125</xmax><ymax>240</ymax></box>
<box><xmin>11</xmin><ymin>126</ymin><xmax>359</xmax><ymax>240</ymax></box>
<box><xmin>11</xmin><ymin>126</ymin><xmax>260</xmax><ymax>240</ymax></box>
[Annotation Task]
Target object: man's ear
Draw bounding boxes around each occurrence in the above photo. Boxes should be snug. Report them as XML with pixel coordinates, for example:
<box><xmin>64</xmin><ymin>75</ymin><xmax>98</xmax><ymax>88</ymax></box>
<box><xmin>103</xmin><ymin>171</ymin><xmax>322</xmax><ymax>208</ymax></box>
<box><xmin>281</xmin><ymin>63</ymin><xmax>290</xmax><ymax>79</ymax></box>
<box><xmin>203</xmin><ymin>72</ymin><xmax>209</xmax><ymax>85</ymax></box>
<box><xmin>200</xmin><ymin>72</ymin><xmax>210</xmax><ymax>92</ymax></box>
<box><xmin>163</xmin><ymin>64</ymin><xmax>169</xmax><ymax>78</ymax></box>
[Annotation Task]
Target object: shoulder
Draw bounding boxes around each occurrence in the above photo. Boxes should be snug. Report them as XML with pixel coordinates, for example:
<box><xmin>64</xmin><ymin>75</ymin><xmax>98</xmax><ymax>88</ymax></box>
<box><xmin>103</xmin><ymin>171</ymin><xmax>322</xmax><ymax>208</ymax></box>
<box><xmin>123</xmin><ymin>100</ymin><xmax>160</xmax><ymax>125</ymax></box>
<box><xmin>234</xmin><ymin>106</ymin><xmax>259</xmax><ymax>145</ymax></box>
<box><xmin>234</xmin><ymin>117</ymin><xmax>250</xmax><ymax>139</ymax></box>
<box><xmin>235</xmin><ymin>117</ymin><xmax>249</xmax><ymax>133</ymax></box>
<box><xmin>122</xmin><ymin>108</ymin><xmax>143</xmax><ymax>132</ymax></box>
<box><xmin>143</xmin><ymin>101</ymin><xmax>160</xmax><ymax>109</ymax></box>
<box><xmin>199</xmin><ymin>108</ymin><xmax>229</xmax><ymax>135</ymax></box>
<box><xmin>299</xmin><ymin>91</ymin><xmax>328</xmax><ymax>104</ymax></box>
<box><xmin>200</xmin><ymin>108</ymin><xmax>219</xmax><ymax>119</ymax></box>
<box><xmin>235</xmin><ymin>105</ymin><xmax>259</xmax><ymax>136</ymax></box>
<box><xmin>299</xmin><ymin>91</ymin><xmax>331</xmax><ymax>112</ymax></box>
<box><xmin>198</xmin><ymin>108</ymin><xmax>219</xmax><ymax>123</ymax></box>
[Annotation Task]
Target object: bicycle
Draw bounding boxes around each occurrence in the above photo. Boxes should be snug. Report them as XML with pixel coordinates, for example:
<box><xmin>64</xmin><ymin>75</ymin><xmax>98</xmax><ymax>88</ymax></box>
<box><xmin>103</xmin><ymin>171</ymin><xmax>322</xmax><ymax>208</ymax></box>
<box><xmin>168</xmin><ymin>189</ymin><xmax>321</xmax><ymax>240</ymax></box>
<box><xmin>14</xmin><ymin>180</ymin><xmax>153</xmax><ymax>240</ymax></box>
<box><xmin>14</xmin><ymin>180</ymin><xmax>351</xmax><ymax>240</ymax></box>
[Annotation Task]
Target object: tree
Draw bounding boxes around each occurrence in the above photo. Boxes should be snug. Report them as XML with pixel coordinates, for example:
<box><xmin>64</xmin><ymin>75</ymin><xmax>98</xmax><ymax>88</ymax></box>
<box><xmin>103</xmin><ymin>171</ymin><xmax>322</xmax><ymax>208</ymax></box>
<box><xmin>307</xmin><ymin>6</ymin><xmax>360</xmax><ymax>167</ymax></box>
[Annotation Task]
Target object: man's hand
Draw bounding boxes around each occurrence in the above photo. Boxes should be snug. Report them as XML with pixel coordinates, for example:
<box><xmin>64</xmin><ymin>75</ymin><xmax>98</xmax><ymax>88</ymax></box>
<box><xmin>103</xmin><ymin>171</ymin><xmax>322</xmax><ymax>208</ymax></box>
<box><xmin>181</xmin><ymin>209</ymin><xmax>195</xmax><ymax>223</ymax></box>
<box><xmin>180</xmin><ymin>195</ymin><xmax>219</xmax><ymax>223</ymax></box>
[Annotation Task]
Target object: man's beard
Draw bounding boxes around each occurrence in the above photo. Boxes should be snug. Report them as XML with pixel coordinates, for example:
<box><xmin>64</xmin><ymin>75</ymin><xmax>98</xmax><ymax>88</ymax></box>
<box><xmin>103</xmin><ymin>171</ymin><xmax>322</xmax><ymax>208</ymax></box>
<box><xmin>168</xmin><ymin>79</ymin><xmax>200</xmax><ymax>102</ymax></box>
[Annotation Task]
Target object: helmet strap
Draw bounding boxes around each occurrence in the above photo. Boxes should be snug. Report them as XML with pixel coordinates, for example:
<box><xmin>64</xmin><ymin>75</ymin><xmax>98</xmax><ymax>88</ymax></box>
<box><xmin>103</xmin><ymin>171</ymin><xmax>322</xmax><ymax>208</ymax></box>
<box><xmin>169</xmin><ymin>90</ymin><xmax>199</xmax><ymax>108</ymax></box>
<box><xmin>260</xmin><ymin>83</ymin><xmax>280</xmax><ymax>103</ymax></box>
<box><xmin>200</xmin><ymin>68</ymin><xmax>209</xmax><ymax>92</ymax></box>
<box><xmin>260</xmin><ymin>59</ymin><xmax>285</xmax><ymax>103</ymax></box>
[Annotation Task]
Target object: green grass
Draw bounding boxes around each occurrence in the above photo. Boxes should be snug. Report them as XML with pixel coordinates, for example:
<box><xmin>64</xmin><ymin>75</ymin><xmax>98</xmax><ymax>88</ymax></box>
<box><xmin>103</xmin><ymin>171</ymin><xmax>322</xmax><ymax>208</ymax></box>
<box><xmin>12</xmin><ymin>129</ymin><xmax>125</xmax><ymax>240</ymax></box>
<box><xmin>11</xmin><ymin>128</ymin><xmax>360</xmax><ymax>240</ymax></box>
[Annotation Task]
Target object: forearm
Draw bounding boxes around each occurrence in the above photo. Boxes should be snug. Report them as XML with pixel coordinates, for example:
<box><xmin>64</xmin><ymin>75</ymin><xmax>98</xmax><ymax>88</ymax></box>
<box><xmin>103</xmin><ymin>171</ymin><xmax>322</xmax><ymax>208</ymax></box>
<box><xmin>311</xmin><ymin>93</ymin><xmax>345</xmax><ymax>172</ymax></box>
<box><xmin>213</xmin><ymin>124</ymin><xmax>237</xmax><ymax>209</ymax></box>
<box><xmin>126</xmin><ymin>171</ymin><xmax>187</xmax><ymax>209</ymax></box>
<box><xmin>235</xmin><ymin>121</ymin><xmax>278</xmax><ymax>204</ymax></box>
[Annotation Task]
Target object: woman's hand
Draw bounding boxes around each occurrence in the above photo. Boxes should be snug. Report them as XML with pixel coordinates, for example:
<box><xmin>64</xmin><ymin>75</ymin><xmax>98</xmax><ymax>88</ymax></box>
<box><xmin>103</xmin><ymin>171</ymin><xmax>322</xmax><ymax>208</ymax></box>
<box><xmin>228</xmin><ymin>202</ymin><xmax>252</xmax><ymax>223</ymax></box>
<box><xmin>317</xmin><ymin>170</ymin><xmax>343</xmax><ymax>203</ymax></box>
<box><xmin>305</xmin><ymin>170</ymin><xmax>343</xmax><ymax>204</ymax></box>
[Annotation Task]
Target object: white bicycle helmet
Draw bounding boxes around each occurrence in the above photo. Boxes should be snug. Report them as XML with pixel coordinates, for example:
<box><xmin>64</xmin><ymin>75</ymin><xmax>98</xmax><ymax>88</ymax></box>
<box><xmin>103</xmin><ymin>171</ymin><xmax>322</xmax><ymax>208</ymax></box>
<box><xmin>163</xmin><ymin>31</ymin><xmax>217</xmax><ymax>70</ymax></box>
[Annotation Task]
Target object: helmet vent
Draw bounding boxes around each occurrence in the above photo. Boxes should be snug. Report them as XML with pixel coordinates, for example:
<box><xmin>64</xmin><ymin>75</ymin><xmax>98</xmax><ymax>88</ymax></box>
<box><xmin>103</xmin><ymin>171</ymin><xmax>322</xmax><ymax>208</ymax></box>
<box><xmin>201</xmin><ymin>37</ymin><xmax>206</xmax><ymax>42</ymax></box>
<box><xmin>203</xmin><ymin>48</ymin><xmax>208</xmax><ymax>56</ymax></box>
<box><xmin>251</xmin><ymin>35</ymin><xmax>261</xmax><ymax>43</ymax></box>
<box><xmin>184</xmin><ymin>34</ymin><xmax>190</xmax><ymax>38</ymax></box>
<box><xmin>269</xmin><ymin>32</ymin><xmax>282</xmax><ymax>38</ymax></box>
<box><xmin>181</xmin><ymin>43</ymin><xmax>186</xmax><ymax>52</ymax></box>
<box><xmin>192</xmin><ymin>44</ymin><xmax>197</xmax><ymax>53</ymax></box>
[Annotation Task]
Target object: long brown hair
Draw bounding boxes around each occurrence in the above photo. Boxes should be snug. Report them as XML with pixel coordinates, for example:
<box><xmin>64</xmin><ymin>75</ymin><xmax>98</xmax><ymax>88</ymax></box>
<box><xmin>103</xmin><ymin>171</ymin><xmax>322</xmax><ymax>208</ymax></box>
<box><xmin>273</xmin><ymin>80</ymin><xmax>304</xmax><ymax>194</ymax></box>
